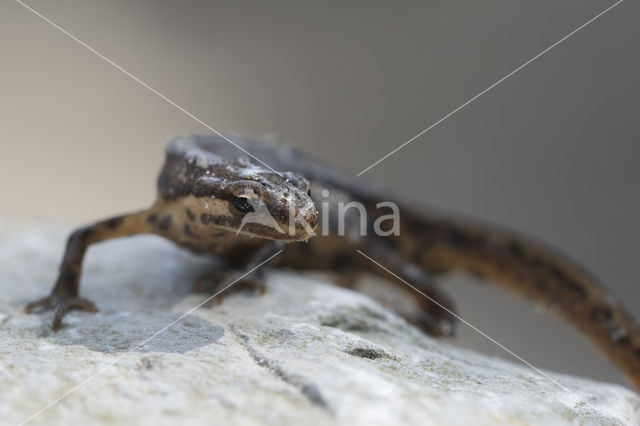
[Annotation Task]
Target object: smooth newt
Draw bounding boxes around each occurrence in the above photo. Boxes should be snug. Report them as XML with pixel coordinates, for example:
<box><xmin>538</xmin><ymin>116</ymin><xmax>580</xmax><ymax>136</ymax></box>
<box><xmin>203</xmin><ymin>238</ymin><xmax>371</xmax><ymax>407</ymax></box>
<box><xmin>26</xmin><ymin>134</ymin><xmax>640</xmax><ymax>389</ymax></box>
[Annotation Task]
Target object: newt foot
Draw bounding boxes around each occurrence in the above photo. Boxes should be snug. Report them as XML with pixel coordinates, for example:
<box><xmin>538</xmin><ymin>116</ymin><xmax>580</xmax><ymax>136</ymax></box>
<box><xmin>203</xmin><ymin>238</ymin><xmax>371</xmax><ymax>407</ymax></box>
<box><xmin>25</xmin><ymin>294</ymin><xmax>98</xmax><ymax>331</ymax></box>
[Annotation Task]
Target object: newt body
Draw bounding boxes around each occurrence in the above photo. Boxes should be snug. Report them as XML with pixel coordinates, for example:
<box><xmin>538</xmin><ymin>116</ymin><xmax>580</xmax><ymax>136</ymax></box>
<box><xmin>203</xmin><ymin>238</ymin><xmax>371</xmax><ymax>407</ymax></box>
<box><xmin>27</xmin><ymin>134</ymin><xmax>640</xmax><ymax>389</ymax></box>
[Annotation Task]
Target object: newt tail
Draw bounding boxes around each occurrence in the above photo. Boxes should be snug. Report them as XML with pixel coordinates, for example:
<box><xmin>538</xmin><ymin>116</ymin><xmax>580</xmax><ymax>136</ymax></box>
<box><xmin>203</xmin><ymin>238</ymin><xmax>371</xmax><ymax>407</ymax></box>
<box><xmin>398</xmin><ymin>208</ymin><xmax>640</xmax><ymax>388</ymax></box>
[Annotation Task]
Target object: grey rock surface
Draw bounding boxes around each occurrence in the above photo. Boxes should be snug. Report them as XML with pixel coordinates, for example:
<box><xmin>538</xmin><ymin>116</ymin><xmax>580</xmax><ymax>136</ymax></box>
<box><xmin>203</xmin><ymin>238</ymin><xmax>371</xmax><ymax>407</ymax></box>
<box><xmin>1</xmin><ymin>219</ymin><xmax>639</xmax><ymax>426</ymax></box>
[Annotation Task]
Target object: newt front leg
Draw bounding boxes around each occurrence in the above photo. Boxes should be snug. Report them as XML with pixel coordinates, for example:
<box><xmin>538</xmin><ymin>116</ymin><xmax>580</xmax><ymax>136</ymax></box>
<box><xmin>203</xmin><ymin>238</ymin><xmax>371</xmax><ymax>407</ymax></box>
<box><xmin>25</xmin><ymin>210</ymin><xmax>151</xmax><ymax>330</ymax></box>
<box><xmin>193</xmin><ymin>240</ymin><xmax>284</xmax><ymax>303</ymax></box>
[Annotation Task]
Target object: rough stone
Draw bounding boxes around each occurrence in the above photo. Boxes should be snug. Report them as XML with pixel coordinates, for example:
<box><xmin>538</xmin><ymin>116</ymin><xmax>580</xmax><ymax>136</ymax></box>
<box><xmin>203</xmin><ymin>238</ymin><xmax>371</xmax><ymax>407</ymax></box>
<box><xmin>1</xmin><ymin>219</ymin><xmax>639</xmax><ymax>425</ymax></box>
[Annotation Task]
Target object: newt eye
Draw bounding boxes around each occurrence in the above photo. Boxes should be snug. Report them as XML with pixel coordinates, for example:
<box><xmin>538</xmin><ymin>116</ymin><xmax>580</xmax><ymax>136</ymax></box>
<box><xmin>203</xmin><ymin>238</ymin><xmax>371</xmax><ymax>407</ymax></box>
<box><xmin>232</xmin><ymin>197</ymin><xmax>254</xmax><ymax>213</ymax></box>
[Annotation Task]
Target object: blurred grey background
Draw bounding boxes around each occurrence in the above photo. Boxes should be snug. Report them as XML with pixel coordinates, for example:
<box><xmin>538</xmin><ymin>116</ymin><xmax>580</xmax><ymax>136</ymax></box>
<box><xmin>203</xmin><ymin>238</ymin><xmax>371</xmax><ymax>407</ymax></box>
<box><xmin>1</xmin><ymin>1</ymin><xmax>638</xmax><ymax>386</ymax></box>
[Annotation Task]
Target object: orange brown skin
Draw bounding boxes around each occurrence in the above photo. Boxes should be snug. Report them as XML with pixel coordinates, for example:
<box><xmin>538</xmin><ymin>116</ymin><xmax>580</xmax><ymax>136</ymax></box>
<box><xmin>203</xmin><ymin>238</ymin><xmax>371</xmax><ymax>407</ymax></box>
<box><xmin>26</xmin><ymin>134</ymin><xmax>640</xmax><ymax>390</ymax></box>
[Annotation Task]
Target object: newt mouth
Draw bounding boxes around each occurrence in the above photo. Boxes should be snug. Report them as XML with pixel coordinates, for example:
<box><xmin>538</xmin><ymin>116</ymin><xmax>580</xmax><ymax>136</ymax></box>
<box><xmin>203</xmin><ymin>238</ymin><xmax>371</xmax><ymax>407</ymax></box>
<box><xmin>213</xmin><ymin>222</ymin><xmax>316</xmax><ymax>242</ymax></box>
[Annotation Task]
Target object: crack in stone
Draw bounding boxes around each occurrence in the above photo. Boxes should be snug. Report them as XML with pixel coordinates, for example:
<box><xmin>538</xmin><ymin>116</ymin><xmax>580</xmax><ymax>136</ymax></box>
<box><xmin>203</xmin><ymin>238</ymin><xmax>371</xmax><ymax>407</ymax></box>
<box><xmin>231</xmin><ymin>327</ymin><xmax>329</xmax><ymax>410</ymax></box>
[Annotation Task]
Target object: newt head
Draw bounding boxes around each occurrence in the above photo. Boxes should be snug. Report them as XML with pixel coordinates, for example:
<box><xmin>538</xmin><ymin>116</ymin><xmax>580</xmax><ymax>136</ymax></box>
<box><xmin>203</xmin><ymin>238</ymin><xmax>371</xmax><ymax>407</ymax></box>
<box><xmin>193</xmin><ymin>169</ymin><xmax>318</xmax><ymax>241</ymax></box>
<box><xmin>160</xmin><ymin>137</ymin><xmax>318</xmax><ymax>242</ymax></box>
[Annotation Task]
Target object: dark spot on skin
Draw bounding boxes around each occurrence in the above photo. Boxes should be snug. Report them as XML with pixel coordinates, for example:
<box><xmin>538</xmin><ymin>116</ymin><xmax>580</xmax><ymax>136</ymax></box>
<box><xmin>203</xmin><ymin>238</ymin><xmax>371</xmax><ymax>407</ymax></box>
<box><xmin>200</xmin><ymin>213</ymin><xmax>239</xmax><ymax>230</ymax></box>
<box><xmin>67</xmin><ymin>226</ymin><xmax>92</xmax><ymax>252</ymax></box>
<box><xmin>528</xmin><ymin>257</ymin><xmax>544</xmax><ymax>269</ymax></box>
<box><xmin>186</xmin><ymin>208</ymin><xmax>196</xmax><ymax>222</ymax></box>
<box><xmin>59</xmin><ymin>266</ymin><xmax>77</xmax><ymax>286</ymax></box>
<box><xmin>72</xmin><ymin>227</ymin><xmax>91</xmax><ymax>242</ymax></box>
<box><xmin>104</xmin><ymin>216</ymin><xmax>124</xmax><ymax>230</ymax></box>
<box><xmin>548</xmin><ymin>265</ymin><xmax>563</xmax><ymax>279</ymax></box>
<box><xmin>147</xmin><ymin>213</ymin><xmax>158</xmax><ymax>224</ymax></box>
<box><xmin>158</xmin><ymin>215</ymin><xmax>172</xmax><ymax>232</ymax></box>
<box><xmin>184</xmin><ymin>223</ymin><xmax>196</xmax><ymax>238</ymax></box>
<box><xmin>536</xmin><ymin>261</ymin><xmax>587</xmax><ymax>300</ymax></box>
<box><xmin>374</xmin><ymin>217</ymin><xmax>396</xmax><ymax>234</ymax></box>
<box><xmin>331</xmin><ymin>254</ymin><xmax>354</xmax><ymax>272</ymax></box>
<box><xmin>589</xmin><ymin>306</ymin><xmax>613</xmax><ymax>322</ymax></box>
<box><xmin>412</xmin><ymin>248</ymin><xmax>424</xmax><ymax>264</ymax></box>
<box><xmin>563</xmin><ymin>279</ymin><xmax>588</xmax><ymax>299</ymax></box>
<box><xmin>446</xmin><ymin>228</ymin><xmax>476</xmax><ymax>248</ymax></box>
<box><xmin>507</xmin><ymin>241</ymin><xmax>524</xmax><ymax>257</ymax></box>
<box><xmin>536</xmin><ymin>279</ymin><xmax>548</xmax><ymax>292</ymax></box>
<box><xmin>617</xmin><ymin>335</ymin><xmax>631</xmax><ymax>346</ymax></box>
<box><xmin>407</xmin><ymin>220</ymin><xmax>421</xmax><ymax>233</ymax></box>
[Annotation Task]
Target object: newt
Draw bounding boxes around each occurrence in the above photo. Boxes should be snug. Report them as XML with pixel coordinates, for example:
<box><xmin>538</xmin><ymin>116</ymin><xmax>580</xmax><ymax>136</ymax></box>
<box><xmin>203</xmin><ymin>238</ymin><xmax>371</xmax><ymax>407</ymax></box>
<box><xmin>26</xmin><ymin>134</ymin><xmax>640</xmax><ymax>389</ymax></box>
